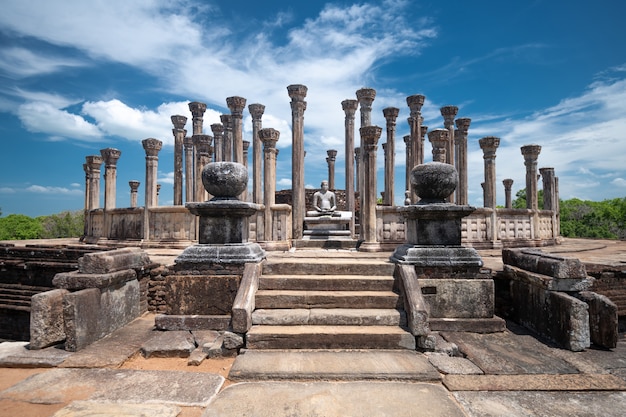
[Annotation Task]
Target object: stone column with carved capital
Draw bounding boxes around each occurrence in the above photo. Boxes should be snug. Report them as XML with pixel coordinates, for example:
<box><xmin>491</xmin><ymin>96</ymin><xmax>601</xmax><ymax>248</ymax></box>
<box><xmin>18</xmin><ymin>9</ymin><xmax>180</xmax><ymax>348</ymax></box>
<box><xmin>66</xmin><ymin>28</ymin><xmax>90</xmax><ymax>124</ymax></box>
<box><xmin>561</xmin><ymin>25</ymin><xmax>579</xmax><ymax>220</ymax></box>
<box><xmin>478</xmin><ymin>136</ymin><xmax>500</xmax><ymax>208</ymax></box>
<box><xmin>354</xmin><ymin>147</ymin><xmax>361</xmax><ymax>193</ymax></box>
<box><xmin>188</xmin><ymin>102</ymin><xmax>207</xmax><ymax>136</ymax></box>
<box><xmin>356</xmin><ymin>88</ymin><xmax>376</xmax><ymax>215</ymax></box>
<box><xmin>220</xmin><ymin>115</ymin><xmax>233</xmax><ymax>162</ymax></box>
<box><xmin>440</xmin><ymin>106</ymin><xmax>458</xmax><ymax>166</ymax></box>
<box><xmin>194</xmin><ymin>135</ymin><xmax>213</xmax><ymax>202</ymax></box>
<box><xmin>342</xmin><ymin>99</ymin><xmax>358</xmax><ymax>231</ymax></box>
<box><xmin>403</xmin><ymin>135</ymin><xmax>411</xmax><ymax>198</ymax></box>
<box><xmin>326</xmin><ymin>149</ymin><xmax>338</xmax><ymax>190</ymax></box>
<box><xmin>183</xmin><ymin>136</ymin><xmax>194</xmax><ymax>202</ymax></box>
<box><xmin>521</xmin><ymin>144</ymin><xmax>542</xmax><ymax>210</ymax></box>
<box><xmin>210</xmin><ymin>123</ymin><xmax>224</xmax><ymax>162</ymax></box>
<box><xmin>428</xmin><ymin>128</ymin><xmax>449</xmax><ymax>164</ymax></box>
<box><xmin>100</xmin><ymin>148</ymin><xmax>121</xmax><ymax>210</ymax></box>
<box><xmin>359</xmin><ymin>125</ymin><xmax>382</xmax><ymax>252</ymax></box>
<box><xmin>129</xmin><ymin>180</ymin><xmax>140</xmax><ymax>208</ymax></box>
<box><xmin>383</xmin><ymin>107</ymin><xmax>399</xmax><ymax>206</ymax></box>
<box><xmin>407</xmin><ymin>94</ymin><xmax>425</xmax><ymax>203</ymax></box>
<box><xmin>503</xmin><ymin>178</ymin><xmax>514</xmax><ymax>209</ymax></box>
<box><xmin>455</xmin><ymin>117</ymin><xmax>471</xmax><ymax>205</ymax></box>
<box><xmin>539</xmin><ymin>167</ymin><xmax>556</xmax><ymax>211</ymax></box>
<box><xmin>227</xmin><ymin>96</ymin><xmax>247</xmax><ymax>164</ymax></box>
<box><xmin>249</xmin><ymin>103</ymin><xmax>266</xmax><ymax>205</ymax></box>
<box><xmin>171</xmin><ymin>115</ymin><xmax>187</xmax><ymax>206</ymax></box>
<box><xmin>142</xmin><ymin>138</ymin><xmax>162</xmax><ymax>208</ymax></box>
<box><xmin>85</xmin><ymin>155</ymin><xmax>103</xmax><ymax>210</ymax></box>
<box><xmin>288</xmin><ymin>84</ymin><xmax>308</xmax><ymax>240</ymax></box>
<box><xmin>260</xmin><ymin>128</ymin><xmax>280</xmax><ymax>241</ymax></box>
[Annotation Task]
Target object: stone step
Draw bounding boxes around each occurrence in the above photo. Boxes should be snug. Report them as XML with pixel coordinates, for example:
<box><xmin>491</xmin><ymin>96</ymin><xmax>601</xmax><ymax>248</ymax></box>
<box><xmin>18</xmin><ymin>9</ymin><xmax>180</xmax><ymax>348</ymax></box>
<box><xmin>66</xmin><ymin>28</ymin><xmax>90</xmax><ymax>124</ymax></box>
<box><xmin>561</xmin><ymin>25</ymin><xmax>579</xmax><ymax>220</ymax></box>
<box><xmin>252</xmin><ymin>308</ymin><xmax>407</xmax><ymax>326</ymax></box>
<box><xmin>255</xmin><ymin>290</ymin><xmax>401</xmax><ymax>309</ymax></box>
<box><xmin>246</xmin><ymin>325</ymin><xmax>416</xmax><ymax>350</ymax></box>
<box><xmin>262</xmin><ymin>260</ymin><xmax>395</xmax><ymax>276</ymax></box>
<box><xmin>259</xmin><ymin>274</ymin><xmax>395</xmax><ymax>291</ymax></box>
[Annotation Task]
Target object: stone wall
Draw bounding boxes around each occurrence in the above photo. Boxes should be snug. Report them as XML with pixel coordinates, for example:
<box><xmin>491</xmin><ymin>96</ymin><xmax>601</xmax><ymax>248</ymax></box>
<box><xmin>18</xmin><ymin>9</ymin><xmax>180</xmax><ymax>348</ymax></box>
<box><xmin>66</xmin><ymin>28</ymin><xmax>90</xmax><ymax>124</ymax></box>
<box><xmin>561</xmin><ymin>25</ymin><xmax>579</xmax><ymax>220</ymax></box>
<box><xmin>584</xmin><ymin>265</ymin><xmax>626</xmax><ymax>331</ymax></box>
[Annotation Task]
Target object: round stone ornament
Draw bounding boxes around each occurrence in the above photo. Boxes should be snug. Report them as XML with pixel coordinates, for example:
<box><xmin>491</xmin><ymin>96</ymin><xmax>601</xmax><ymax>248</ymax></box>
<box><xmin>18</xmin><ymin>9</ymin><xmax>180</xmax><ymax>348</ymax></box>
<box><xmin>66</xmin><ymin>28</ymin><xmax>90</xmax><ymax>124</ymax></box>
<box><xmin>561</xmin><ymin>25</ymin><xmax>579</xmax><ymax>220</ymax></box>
<box><xmin>411</xmin><ymin>162</ymin><xmax>458</xmax><ymax>204</ymax></box>
<box><xmin>202</xmin><ymin>162</ymin><xmax>248</xmax><ymax>198</ymax></box>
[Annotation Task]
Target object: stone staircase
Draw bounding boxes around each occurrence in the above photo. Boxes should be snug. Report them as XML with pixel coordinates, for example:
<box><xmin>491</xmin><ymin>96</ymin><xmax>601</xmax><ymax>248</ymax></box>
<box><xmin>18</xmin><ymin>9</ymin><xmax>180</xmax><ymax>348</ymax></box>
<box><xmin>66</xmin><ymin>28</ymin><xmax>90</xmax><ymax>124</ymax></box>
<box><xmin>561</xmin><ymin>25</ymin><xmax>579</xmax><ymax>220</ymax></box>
<box><xmin>245</xmin><ymin>255</ymin><xmax>416</xmax><ymax>350</ymax></box>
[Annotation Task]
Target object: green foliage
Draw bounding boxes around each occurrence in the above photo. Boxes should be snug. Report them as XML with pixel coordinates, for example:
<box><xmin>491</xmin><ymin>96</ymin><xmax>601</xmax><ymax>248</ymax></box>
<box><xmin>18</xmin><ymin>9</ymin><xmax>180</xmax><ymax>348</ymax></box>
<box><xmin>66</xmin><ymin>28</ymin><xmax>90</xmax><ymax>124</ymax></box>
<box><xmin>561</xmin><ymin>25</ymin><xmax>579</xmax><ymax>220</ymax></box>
<box><xmin>560</xmin><ymin>197</ymin><xmax>626</xmax><ymax>240</ymax></box>
<box><xmin>0</xmin><ymin>214</ymin><xmax>44</xmax><ymax>240</ymax></box>
<box><xmin>512</xmin><ymin>188</ymin><xmax>544</xmax><ymax>209</ymax></box>
<box><xmin>37</xmin><ymin>210</ymin><xmax>84</xmax><ymax>239</ymax></box>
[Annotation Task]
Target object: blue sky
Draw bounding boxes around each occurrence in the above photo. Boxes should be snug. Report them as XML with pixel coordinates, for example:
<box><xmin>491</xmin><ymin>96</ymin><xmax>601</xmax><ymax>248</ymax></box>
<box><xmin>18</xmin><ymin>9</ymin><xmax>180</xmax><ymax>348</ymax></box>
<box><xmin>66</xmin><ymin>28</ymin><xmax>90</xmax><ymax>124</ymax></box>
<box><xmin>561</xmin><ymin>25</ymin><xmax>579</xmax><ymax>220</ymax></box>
<box><xmin>1</xmin><ymin>0</ymin><xmax>625</xmax><ymax>217</ymax></box>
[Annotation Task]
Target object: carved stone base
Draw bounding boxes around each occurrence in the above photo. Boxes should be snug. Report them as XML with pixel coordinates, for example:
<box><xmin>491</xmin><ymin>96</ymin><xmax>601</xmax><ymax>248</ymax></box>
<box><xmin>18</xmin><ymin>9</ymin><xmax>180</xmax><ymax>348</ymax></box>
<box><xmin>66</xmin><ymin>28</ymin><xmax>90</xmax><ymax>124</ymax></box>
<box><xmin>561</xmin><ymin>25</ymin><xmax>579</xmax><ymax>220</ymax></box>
<box><xmin>390</xmin><ymin>244</ymin><xmax>483</xmax><ymax>267</ymax></box>
<box><xmin>175</xmin><ymin>242</ymin><xmax>265</xmax><ymax>266</ymax></box>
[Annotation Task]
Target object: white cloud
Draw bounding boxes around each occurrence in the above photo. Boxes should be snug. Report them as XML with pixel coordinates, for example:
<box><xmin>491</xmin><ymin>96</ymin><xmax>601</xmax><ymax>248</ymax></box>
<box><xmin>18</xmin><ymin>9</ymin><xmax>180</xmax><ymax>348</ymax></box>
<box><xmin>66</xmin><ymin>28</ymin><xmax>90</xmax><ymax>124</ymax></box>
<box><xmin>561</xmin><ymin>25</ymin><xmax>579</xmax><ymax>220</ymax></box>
<box><xmin>0</xmin><ymin>187</ymin><xmax>16</xmax><ymax>193</ymax></box>
<box><xmin>157</xmin><ymin>171</ymin><xmax>175</xmax><ymax>185</ymax></box>
<box><xmin>0</xmin><ymin>47</ymin><xmax>86</xmax><ymax>78</ymax></box>
<box><xmin>612</xmin><ymin>178</ymin><xmax>626</xmax><ymax>187</ymax></box>
<box><xmin>25</xmin><ymin>185</ymin><xmax>83</xmax><ymax>195</ymax></box>
<box><xmin>18</xmin><ymin>101</ymin><xmax>102</xmax><ymax>141</ymax></box>
<box><xmin>277</xmin><ymin>178</ymin><xmax>292</xmax><ymax>187</ymax></box>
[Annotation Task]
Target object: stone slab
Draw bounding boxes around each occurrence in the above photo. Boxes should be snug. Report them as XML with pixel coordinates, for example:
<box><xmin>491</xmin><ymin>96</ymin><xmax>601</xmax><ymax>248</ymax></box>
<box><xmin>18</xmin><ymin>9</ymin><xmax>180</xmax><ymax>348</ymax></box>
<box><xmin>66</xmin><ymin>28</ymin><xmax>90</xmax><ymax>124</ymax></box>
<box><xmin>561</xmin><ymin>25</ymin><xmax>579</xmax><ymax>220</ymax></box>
<box><xmin>77</xmin><ymin>247</ymin><xmax>152</xmax><ymax>274</ymax></box>
<box><xmin>60</xmin><ymin>314</ymin><xmax>154</xmax><ymax>368</ymax></box>
<box><xmin>444</xmin><ymin>373</ymin><xmax>626</xmax><ymax>391</ymax></box>
<box><xmin>141</xmin><ymin>330</ymin><xmax>196</xmax><ymax>358</ymax></box>
<box><xmin>155</xmin><ymin>314</ymin><xmax>231</xmax><ymax>331</ymax></box>
<box><xmin>229</xmin><ymin>349</ymin><xmax>440</xmax><ymax>381</ymax></box>
<box><xmin>419</xmin><ymin>278</ymin><xmax>494</xmax><ymax>318</ymax></box>
<box><xmin>202</xmin><ymin>381</ymin><xmax>465</xmax><ymax>417</ymax></box>
<box><xmin>502</xmin><ymin>248</ymin><xmax>588</xmax><ymax>279</ymax></box>
<box><xmin>427</xmin><ymin>353</ymin><xmax>484</xmax><ymax>375</ymax></box>
<box><xmin>0</xmin><ymin>341</ymin><xmax>71</xmax><ymax>367</ymax></box>
<box><xmin>52</xmin><ymin>401</ymin><xmax>181</xmax><ymax>417</ymax></box>
<box><xmin>0</xmin><ymin>368</ymin><xmax>223</xmax><ymax>407</ymax></box>
<box><xmin>30</xmin><ymin>289</ymin><xmax>69</xmax><ymax>349</ymax></box>
<box><xmin>165</xmin><ymin>275</ymin><xmax>240</xmax><ymax>315</ymax></box>
<box><xmin>453</xmin><ymin>391</ymin><xmax>626</xmax><ymax>417</ymax></box>
<box><xmin>53</xmin><ymin>269</ymin><xmax>136</xmax><ymax>290</ymax></box>
<box><xmin>576</xmin><ymin>290</ymin><xmax>618</xmax><ymax>348</ymax></box>
<box><xmin>441</xmin><ymin>330</ymin><xmax>579</xmax><ymax>375</ymax></box>
<box><xmin>504</xmin><ymin>264</ymin><xmax>593</xmax><ymax>291</ymax></box>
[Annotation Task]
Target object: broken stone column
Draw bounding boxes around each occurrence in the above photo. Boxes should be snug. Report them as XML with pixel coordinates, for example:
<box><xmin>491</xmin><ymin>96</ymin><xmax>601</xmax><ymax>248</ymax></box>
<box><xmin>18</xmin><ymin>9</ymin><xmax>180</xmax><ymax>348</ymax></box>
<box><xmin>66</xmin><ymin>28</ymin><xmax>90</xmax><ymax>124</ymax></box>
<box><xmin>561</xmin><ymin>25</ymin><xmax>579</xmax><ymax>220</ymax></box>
<box><xmin>503</xmin><ymin>178</ymin><xmax>514</xmax><ymax>209</ymax></box>
<box><xmin>142</xmin><ymin>139</ymin><xmax>162</xmax><ymax>208</ymax></box>
<box><xmin>171</xmin><ymin>115</ymin><xmax>187</xmax><ymax>206</ymax></box>
<box><xmin>188</xmin><ymin>102</ymin><xmax>207</xmax><ymax>136</ymax></box>
<box><xmin>342</xmin><ymin>99</ymin><xmax>358</xmax><ymax>236</ymax></box>
<box><xmin>227</xmin><ymin>96</ymin><xmax>246</xmax><ymax>164</ymax></box>
<box><xmin>194</xmin><ymin>135</ymin><xmax>213</xmax><ymax>202</ymax></box>
<box><xmin>221</xmin><ymin>114</ymin><xmax>233</xmax><ymax>162</ymax></box>
<box><xmin>210</xmin><ymin>123</ymin><xmax>224</xmax><ymax>163</ymax></box>
<box><xmin>100</xmin><ymin>148</ymin><xmax>121</xmax><ymax>210</ymax></box>
<box><xmin>521</xmin><ymin>144</ymin><xmax>542</xmax><ymax>210</ymax></box>
<box><xmin>455</xmin><ymin>117</ymin><xmax>471</xmax><ymax>205</ymax></box>
<box><xmin>326</xmin><ymin>149</ymin><xmax>337</xmax><ymax>190</ymax></box>
<box><xmin>540</xmin><ymin>167</ymin><xmax>556</xmax><ymax>211</ymax></box>
<box><xmin>478</xmin><ymin>136</ymin><xmax>500</xmax><ymax>209</ymax></box>
<box><xmin>249</xmin><ymin>103</ymin><xmax>265</xmax><ymax>205</ymax></box>
<box><xmin>85</xmin><ymin>155</ymin><xmax>103</xmax><ymax>210</ymax></box>
<box><xmin>383</xmin><ymin>107</ymin><xmax>399</xmax><ymax>206</ymax></box>
<box><xmin>356</xmin><ymin>88</ymin><xmax>376</xmax><ymax>215</ymax></box>
<box><xmin>358</xmin><ymin>125</ymin><xmax>382</xmax><ymax>252</ymax></box>
<box><xmin>288</xmin><ymin>84</ymin><xmax>308</xmax><ymax>240</ymax></box>
<box><xmin>129</xmin><ymin>180</ymin><xmax>140</xmax><ymax>208</ymax></box>
<box><xmin>184</xmin><ymin>136</ymin><xmax>194</xmax><ymax>202</ymax></box>
<box><xmin>260</xmin><ymin>128</ymin><xmax>280</xmax><ymax>242</ymax></box>
<box><xmin>428</xmin><ymin>128</ymin><xmax>449</xmax><ymax>163</ymax></box>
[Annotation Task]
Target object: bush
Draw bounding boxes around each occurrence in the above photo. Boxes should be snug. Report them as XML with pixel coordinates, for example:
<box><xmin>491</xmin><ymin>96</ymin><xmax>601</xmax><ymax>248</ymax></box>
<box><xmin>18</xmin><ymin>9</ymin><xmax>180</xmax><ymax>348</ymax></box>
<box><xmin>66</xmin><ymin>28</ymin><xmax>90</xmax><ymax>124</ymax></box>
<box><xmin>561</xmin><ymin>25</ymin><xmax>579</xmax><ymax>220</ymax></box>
<box><xmin>0</xmin><ymin>214</ymin><xmax>44</xmax><ymax>240</ymax></box>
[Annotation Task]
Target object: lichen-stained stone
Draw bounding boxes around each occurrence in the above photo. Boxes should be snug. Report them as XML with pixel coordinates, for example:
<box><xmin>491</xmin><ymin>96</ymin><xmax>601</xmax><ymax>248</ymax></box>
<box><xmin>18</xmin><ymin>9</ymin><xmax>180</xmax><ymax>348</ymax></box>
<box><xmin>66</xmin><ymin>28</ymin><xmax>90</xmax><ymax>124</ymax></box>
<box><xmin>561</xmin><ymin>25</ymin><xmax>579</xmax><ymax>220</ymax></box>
<box><xmin>30</xmin><ymin>289</ymin><xmax>69</xmax><ymax>349</ymax></box>
<box><xmin>165</xmin><ymin>275</ymin><xmax>240</xmax><ymax>315</ymax></box>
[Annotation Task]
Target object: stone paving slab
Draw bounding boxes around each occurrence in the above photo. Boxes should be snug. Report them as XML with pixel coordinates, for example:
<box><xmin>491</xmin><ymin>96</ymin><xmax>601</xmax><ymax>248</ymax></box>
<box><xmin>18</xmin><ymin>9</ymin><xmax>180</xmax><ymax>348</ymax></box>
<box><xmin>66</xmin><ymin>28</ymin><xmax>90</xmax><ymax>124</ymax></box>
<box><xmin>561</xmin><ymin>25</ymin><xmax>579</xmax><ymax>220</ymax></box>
<box><xmin>202</xmin><ymin>381</ymin><xmax>465</xmax><ymax>417</ymax></box>
<box><xmin>441</xmin><ymin>330</ymin><xmax>579</xmax><ymax>375</ymax></box>
<box><xmin>427</xmin><ymin>353</ymin><xmax>484</xmax><ymax>375</ymax></box>
<box><xmin>0</xmin><ymin>368</ymin><xmax>223</xmax><ymax>407</ymax></box>
<box><xmin>0</xmin><ymin>341</ymin><xmax>72</xmax><ymax>367</ymax></box>
<box><xmin>229</xmin><ymin>349</ymin><xmax>441</xmax><ymax>381</ymax></box>
<box><xmin>53</xmin><ymin>400</ymin><xmax>181</xmax><ymax>417</ymax></box>
<box><xmin>453</xmin><ymin>391</ymin><xmax>626</xmax><ymax>417</ymax></box>
<box><xmin>141</xmin><ymin>330</ymin><xmax>196</xmax><ymax>358</ymax></box>
<box><xmin>443</xmin><ymin>373</ymin><xmax>626</xmax><ymax>391</ymax></box>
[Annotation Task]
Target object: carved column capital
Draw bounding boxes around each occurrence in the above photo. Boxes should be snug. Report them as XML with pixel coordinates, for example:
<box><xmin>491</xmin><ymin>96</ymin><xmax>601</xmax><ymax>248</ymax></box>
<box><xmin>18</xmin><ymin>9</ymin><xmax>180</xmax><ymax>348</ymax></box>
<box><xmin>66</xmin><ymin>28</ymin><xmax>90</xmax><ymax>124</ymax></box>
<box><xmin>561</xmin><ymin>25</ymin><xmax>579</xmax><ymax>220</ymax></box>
<box><xmin>142</xmin><ymin>138</ymin><xmax>163</xmax><ymax>157</ymax></box>
<box><xmin>406</xmin><ymin>94</ymin><xmax>425</xmax><ymax>115</ymax></box>
<box><xmin>287</xmin><ymin>84</ymin><xmax>308</xmax><ymax>101</ymax></box>
<box><xmin>342</xmin><ymin>99</ymin><xmax>358</xmax><ymax>117</ymax></box>
<box><xmin>503</xmin><ymin>178</ymin><xmax>514</xmax><ymax>189</ymax></box>
<box><xmin>356</xmin><ymin>88</ymin><xmax>376</xmax><ymax>106</ymax></box>
<box><xmin>428</xmin><ymin>128</ymin><xmax>449</xmax><ymax>163</ymax></box>
<box><xmin>383</xmin><ymin>107</ymin><xmax>400</xmax><ymax>123</ymax></box>
<box><xmin>455</xmin><ymin>117</ymin><xmax>471</xmax><ymax>134</ymax></box>
<box><xmin>326</xmin><ymin>149</ymin><xmax>338</xmax><ymax>161</ymax></box>
<box><xmin>360</xmin><ymin>125</ymin><xmax>382</xmax><ymax>149</ymax></box>
<box><xmin>86</xmin><ymin>155</ymin><xmax>103</xmax><ymax>171</ymax></box>
<box><xmin>171</xmin><ymin>115</ymin><xmax>188</xmax><ymax>130</ymax></box>
<box><xmin>479</xmin><ymin>136</ymin><xmax>501</xmax><ymax>159</ymax></box>
<box><xmin>100</xmin><ymin>148</ymin><xmax>121</xmax><ymax>167</ymax></box>
<box><xmin>188</xmin><ymin>101</ymin><xmax>207</xmax><ymax>117</ymax></box>
<box><xmin>403</xmin><ymin>135</ymin><xmax>411</xmax><ymax>145</ymax></box>
<box><xmin>227</xmin><ymin>96</ymin><xmax>247</xmax><ymax>118</ymax></box>
<box><xmin>210</xmin><ymin>123</ymin><xmax>224</xmax><ymax>136</ymax></box>
<box><xmin>440</xmin><ymin>105</ymin><xmax>458</xmax><ymax>125</ymax></box>
<box><xmin>521</xmin><ymin>144</ymin><xmax>542</xmax><ymax>164</ymax></box>
<box><xmin>259</xmin><ymin>127</ymin><xmax>280</xmax><ymax>150</ymax></box>
<box><xmin>248</xmin><ymin>103</ymin><xmax>265</xmax><ymax>120</ymax></box>
<box><xmin>183</xmin><ymin>136</ymin><xmax>194</xmax><ymax>149</ymax></box>
<box><xmin>129</xmin><ymin>180</ymin><xmax>140</xmax><ymax>192</ymax></box>
<box><xmin>193</xmin><ymin>134</ymin><xmax>213</xmax><ymax>155</ymax></box>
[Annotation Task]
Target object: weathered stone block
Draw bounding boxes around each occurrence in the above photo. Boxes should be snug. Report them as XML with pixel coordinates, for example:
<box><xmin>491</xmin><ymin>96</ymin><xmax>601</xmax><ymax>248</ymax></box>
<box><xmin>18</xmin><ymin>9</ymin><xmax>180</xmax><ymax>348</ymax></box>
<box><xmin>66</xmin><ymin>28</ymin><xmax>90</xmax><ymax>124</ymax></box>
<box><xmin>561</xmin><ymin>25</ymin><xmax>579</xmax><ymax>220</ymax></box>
<box><xmin>78</xmin><ymin>247</ymin><xmax>152</xmax><ymax>274</ymax></box>
<box><xmin>165</xmin><ymin>275</ymin><xmax>241</xmax><ymax>315</ymax></box>
<box><xmin>154</xmin><ymin>314</ymin><xmax>231</xmax><ymax>331</ymax></box>
<box><xmin>503</xmin><ymin>249</ymin><xmax>587</xmax><ymax>279</ymax></box>
<box><xmin>576</xmin><ymin>291</ymin><xmax>618</xmax><ymax>349</ymax></box>
<box><xmin>53</xmin><ymin>269</ymin><xmax>136</xmax><ymax>290</ymax></box>
<box><xmin>504</xmin><ymin>265</ymin><xmax>593</xmax><ymax>292</ymax></box>
<box><xmin>419</xmin><ymin>279</ymin><xmax>494</xmax><ymax>319</ymax></box>
<box><xmin>141</xmin><ymin>330</ymin><xmax>196</xmax><ymax>358</ymax></box>
<box><xmin>29</xmin><ymin>289</ymin><xmax>69</xmax><ymax>349</ymax></box>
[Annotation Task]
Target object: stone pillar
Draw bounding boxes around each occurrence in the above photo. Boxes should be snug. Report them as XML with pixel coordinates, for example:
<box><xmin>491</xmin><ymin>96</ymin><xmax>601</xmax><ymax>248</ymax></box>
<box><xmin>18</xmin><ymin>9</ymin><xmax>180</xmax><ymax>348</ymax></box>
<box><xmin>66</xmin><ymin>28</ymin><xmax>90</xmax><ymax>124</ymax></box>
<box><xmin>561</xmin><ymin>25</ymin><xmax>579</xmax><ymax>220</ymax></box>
<box><xmin>171</xmin><ymin>115</ymin><xmax>187</xmax><ymax>206</ymax></box>
<box><xmin>227</xmin><ymin>96</ymin><xmax>246</xmax><ymax>164</ymax></box>
<box><xmin>478</xmin><ymin>136</ymin><xmax>500</xmax><ymax>209</ymax></box>
<box><xmin>288</xmin><ymin>84</ymin><xmax>308</xmax><ymax>240</ymax></box>
<box><xmin>100</xmin><ymin>148</ymin><xmax>121</xmax><ymax>210</ymax></box>
<box><xmin>539</xmin><ymin>167</ymin><xmax>556</xmax><ymax>211</ymax></box>
<box><xmin>521</xmin><ymin>145</ymin><xmax>542</xmax><ymax>210</ymax></box>
<box><xmin>220</xmin><ymin>115</ymin><xmax>233</xmax><ymax>162</ymax></box>
<box><xmin>407</xmin><ymin>95</ymin><xmax>425</xmax><ymax>203</ymax></box>
<box><xmin>260</xmin><ymin>128</ymin><xmax>280</xmax><ymax>241</ymax></box>
<box><xmin>455</xmin><ymin>118</ymin><xmax>471</xmax><ymax>205</ymax></box>
<box><xmin>403</xmin><ymin>135</ymin><xmax>411</xmax><ymax>198</ymax></box>
<box><xmin>354</xmin><ymin>147</ymin><xmax>361</xmax><ymax>193</ymax></box>
<box><xmin>383</xmin><ymin>107</ymin><xmax>399</xmax><ymax>206</ymax></box>
<box><xmin>356</xmin><ymin>88</ymin><xmax>376</xmax><ymax>216</ymax></box>
<box><xmin>440</xmin><ymin>106</ymin><xmax>458</xmax><ymax>166</ymax></box>
<box><xmin>249</xmin><ymin>103</ymin><xmax>265</xmax><ymax>205</ymax></box>
<box><xmin>129</xmin><ymin>180</ymin><xmax>140</xmax><ymax>208</ymax></box>
<box><xmin>142</xmin><ymin>138</ymin><xmax>162</xmax><ymax>208</ymax></box>
<box><xmin>194</xmin><ymin>135</ymin><xmax>213</xmax><ymax>202</ymax></box>
<box><xmin>242</xmin><ymin>140</ymin><xmax>250</xmax><ymax>201</ymax></box>
<box><xmin>428</xmin><ymin>128</ymin><xmax>449</xmax><ymax>163</ymax></box>
<box><xmin>85</xmin><ymin>155</ymin><xmax>103</xmax><ymax>210</ymax></box>
<box><xmin>382</xmin><ymin>143</ymin><xmax>388</xmax><ymax>202</ymax></box>
<box><xmin>358</xmin><ymin>125</ymin><xmax>382</xmax><ymax>252</ymax></box>
<box><xmin>326</xmin><ymin>149</ymin><xmax>337</xmax><ymax>190</ymax></box>
<box><xmin>188</xmin><ymin>102</ymin><xmax>207</xmax><ymax>136</ymax></box>
<box><xmin>210</xmin><ymin>123</ymin><xmax>224</xmax><ymax>162</ymax></box>
<box><xmin>419</xmin><ymin>125</ymin><xmax>428</xmax><ymax>165</ymax></box>
<box><xmin>342</xmin><ymin>99</ymin><xmax>358</xmax><ymax>236</ymax></box>
<box><xmin>183</xmin><ymin>136</ymin><xmax>194</xmax><ymax>202</ymax></box>
<box><xmin>83</xmin><ymin>164</ymin><xmax>89</xmax><ymax>236</ymax></box>
<box><xmin>503</xmin><ymin>179</ymin><xmax>514</xmax><ymax>209</ymax></box>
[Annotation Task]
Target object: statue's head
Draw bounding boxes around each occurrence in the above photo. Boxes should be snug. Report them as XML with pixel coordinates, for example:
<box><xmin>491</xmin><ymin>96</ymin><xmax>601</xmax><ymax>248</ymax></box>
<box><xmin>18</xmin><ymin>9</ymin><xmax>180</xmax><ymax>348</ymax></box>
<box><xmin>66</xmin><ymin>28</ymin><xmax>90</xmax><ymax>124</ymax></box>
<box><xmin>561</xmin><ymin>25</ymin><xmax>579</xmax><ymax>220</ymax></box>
<box><xmin>321</xmin><ymin>180</ymin><xmax>329</xmax><ymax>191</ymax></box>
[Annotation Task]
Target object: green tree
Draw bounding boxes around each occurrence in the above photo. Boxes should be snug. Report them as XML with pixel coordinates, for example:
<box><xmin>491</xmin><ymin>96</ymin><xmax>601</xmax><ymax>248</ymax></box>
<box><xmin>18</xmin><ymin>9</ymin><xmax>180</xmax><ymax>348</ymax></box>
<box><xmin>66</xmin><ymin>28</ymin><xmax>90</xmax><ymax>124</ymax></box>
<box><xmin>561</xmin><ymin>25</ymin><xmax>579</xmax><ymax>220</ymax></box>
<box><xmin>560</xmin><ymin>197</ymin><xmax>626</xmax><ymax>239</ymax></box>
<box><xmin>0</xmin><ymin>214</ymin><xmax>44</xmax><ymax>240</ymax></box>
<box><xmin>38</xmin><ymin>210</ymin><xmax>84</xmax><ymax>238</ymax></box>
<box><xmin>512</xmin><ymin>188</ymin><xmax>544</xmax><ymax>209</ymax></box>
